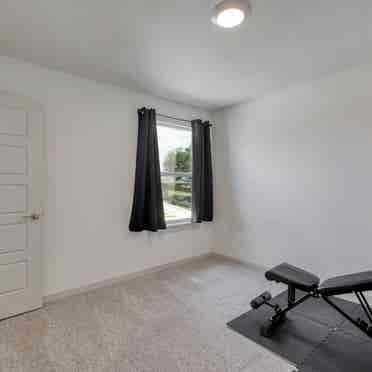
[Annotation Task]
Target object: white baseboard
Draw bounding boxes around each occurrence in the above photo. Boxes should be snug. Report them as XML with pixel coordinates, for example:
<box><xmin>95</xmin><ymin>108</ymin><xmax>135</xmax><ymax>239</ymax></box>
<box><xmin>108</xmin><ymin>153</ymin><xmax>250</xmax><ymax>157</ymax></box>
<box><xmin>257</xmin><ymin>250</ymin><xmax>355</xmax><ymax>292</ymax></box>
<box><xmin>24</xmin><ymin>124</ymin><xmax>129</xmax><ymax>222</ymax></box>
<box><xmin>212</xmin><ymin>253</ymin><xmax>372</xmax><ymax>303</ymax></box>
<box><xmin>44</xmin><ymin>252</ymin><xmax>214</xmax><ymax>304</ymax></box>
<box><xmin>212</xmin><ymin>252</ymin><xmax>268</xmax><ymax>272</ymax></box>
<box><xmin>44</xmin><ymin>252</ymin><xmax>372</xmax><ymax>307</ymax></box>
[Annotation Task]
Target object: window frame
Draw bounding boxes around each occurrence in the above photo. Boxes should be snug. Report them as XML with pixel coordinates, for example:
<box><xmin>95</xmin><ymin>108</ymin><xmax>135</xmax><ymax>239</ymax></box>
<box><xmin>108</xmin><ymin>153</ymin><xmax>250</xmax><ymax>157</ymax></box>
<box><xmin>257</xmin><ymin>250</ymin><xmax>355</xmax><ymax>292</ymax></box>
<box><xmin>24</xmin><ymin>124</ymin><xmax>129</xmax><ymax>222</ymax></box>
<box><xmin>157</xmin><ymin>118</ymin><xmax>193</xmax><ymax>226</ymax></box>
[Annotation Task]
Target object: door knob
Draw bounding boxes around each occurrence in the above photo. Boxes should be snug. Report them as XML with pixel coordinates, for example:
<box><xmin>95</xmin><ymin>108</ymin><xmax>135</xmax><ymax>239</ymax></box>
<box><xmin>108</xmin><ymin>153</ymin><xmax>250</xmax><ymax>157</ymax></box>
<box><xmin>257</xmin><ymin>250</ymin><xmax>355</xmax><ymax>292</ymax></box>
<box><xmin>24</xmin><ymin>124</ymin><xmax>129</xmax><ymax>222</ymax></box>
<box><xmin>22</xmin><ymin>213</ymin><xmax>42</xmax><ymax>222</ymax></box>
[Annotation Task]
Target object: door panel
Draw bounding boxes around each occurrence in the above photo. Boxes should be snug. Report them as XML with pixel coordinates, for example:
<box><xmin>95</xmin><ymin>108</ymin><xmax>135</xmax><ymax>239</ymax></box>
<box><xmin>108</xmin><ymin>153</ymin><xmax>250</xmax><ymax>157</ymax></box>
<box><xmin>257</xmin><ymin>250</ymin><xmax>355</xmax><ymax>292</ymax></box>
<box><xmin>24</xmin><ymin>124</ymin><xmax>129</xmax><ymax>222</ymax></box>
<box><xmin>0</xmin><ymin>251</ymin><xmax>25</xmax><ymax>265</ymax></box>
<box><xmin>0</xmin><ymin>223</ymin><xmax>27</xmax><ymax>254</ymax></box>
<box><xmin>0</xmin><ymin>185</ymin><xmax>27</xmax><ymax>213</ymax></box>
<box><xmin>0</xmin><ymin>106</ymin><xmax>27</xmax><ymax>136</ymax></box>
<box><xmin>0</xmin><ymin>262</ymin><xmax>27</xmax><ymax>294</ymax></box>
<box><xmin>0</xmin><ymin>93</ymin><xmax>44</xmax><ymax>320</ymax></box>
<box><xmin>0</xmin><ymin>145</ymin><xmax>27</xmax><ymax>174</ymax></box>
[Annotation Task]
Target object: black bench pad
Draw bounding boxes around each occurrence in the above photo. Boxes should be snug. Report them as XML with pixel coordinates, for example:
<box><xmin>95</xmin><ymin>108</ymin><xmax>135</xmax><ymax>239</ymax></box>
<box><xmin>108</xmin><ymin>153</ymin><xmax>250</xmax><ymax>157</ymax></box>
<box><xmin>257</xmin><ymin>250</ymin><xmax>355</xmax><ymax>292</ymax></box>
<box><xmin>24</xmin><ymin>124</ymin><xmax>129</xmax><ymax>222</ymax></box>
<box><xmin>265</xmin><ymin>263</ymin><xmax>320</xmax><ymax>292</ymax></box>
<box><xmin>319</xmin><ymin>271</ymin><xmax>372</xmax><ymax>296</ymax></box>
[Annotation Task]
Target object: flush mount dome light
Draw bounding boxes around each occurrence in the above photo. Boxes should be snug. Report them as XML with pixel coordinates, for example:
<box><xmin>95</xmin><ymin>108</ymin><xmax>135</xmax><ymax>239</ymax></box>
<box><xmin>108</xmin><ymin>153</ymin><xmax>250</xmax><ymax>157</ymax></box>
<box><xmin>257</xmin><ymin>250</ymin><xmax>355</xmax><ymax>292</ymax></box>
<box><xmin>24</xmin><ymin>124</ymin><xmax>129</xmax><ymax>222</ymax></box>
<box><xmin>212</xmin><ymin>0</ymin><xmax>251</xmax><ymax>28</ymax></box>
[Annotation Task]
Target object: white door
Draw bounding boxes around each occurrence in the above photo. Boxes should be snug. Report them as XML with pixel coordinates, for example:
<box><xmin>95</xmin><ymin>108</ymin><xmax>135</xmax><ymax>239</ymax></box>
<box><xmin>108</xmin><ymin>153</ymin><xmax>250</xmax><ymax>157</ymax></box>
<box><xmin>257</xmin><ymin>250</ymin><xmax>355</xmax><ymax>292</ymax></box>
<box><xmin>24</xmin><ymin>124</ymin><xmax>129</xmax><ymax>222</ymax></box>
<box><xmin>0</xmin><ymin>92</ymin><xmax>44</xmax><ymax>320</ymax></box>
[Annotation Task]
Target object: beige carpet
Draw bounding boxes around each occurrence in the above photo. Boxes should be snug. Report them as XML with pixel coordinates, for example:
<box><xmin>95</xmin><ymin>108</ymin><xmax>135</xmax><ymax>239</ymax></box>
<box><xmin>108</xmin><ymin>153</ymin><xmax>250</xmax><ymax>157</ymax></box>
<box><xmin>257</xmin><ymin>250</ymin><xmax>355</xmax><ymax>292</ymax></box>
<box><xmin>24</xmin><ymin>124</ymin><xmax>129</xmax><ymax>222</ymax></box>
<box><xmin>0</xmin><ymin>255</ymin><xmax>295</xmax><ymax>372</ymax></box>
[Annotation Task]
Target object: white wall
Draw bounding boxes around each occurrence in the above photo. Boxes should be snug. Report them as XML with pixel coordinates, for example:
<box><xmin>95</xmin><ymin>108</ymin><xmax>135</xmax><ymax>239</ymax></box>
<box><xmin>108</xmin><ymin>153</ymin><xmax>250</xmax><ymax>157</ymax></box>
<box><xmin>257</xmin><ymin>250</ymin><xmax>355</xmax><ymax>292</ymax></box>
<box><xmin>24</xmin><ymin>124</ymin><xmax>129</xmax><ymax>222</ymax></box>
<box><xmin>213</xmin><ymin>63</ymin><xmax>372</xmax><ymax>279</ymax></box>
<box><xmin>0</xmin><ymin>56</ymin><xmax>213</xmax><ymax>296</ymax></box>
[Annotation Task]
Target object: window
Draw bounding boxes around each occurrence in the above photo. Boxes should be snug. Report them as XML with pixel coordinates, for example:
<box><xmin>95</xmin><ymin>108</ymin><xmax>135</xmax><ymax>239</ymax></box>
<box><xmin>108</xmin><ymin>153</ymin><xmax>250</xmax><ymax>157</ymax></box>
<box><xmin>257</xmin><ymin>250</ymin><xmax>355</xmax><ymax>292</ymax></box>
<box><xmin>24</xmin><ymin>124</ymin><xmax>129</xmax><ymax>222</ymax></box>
<box><xmin>157</xmin><ymin>120</ymin><xmax>192</xmax><ymax>225</ymax></box>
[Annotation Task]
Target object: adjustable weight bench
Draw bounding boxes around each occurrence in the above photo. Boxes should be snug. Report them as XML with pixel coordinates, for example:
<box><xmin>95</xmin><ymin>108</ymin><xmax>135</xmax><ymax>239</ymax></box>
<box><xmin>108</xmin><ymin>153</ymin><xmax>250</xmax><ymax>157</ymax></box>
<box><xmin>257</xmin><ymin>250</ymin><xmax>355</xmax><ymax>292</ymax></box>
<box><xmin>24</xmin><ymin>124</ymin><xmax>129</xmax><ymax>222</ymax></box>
<box><xmin>251</xmin><ymin>263</ymin><xmax>372</xmax><ymax>338</ymax></box>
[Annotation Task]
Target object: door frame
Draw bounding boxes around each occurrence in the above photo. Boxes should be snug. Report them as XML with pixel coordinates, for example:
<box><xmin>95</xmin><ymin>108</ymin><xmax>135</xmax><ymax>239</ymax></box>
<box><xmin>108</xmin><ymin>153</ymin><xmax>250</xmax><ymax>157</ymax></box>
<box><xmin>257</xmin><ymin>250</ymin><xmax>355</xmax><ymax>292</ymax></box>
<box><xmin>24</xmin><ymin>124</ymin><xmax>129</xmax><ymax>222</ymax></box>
<box><xmin>0</xmin><ymin>91</ymin><xmax>47</xmax><ymax>313</ymax></box>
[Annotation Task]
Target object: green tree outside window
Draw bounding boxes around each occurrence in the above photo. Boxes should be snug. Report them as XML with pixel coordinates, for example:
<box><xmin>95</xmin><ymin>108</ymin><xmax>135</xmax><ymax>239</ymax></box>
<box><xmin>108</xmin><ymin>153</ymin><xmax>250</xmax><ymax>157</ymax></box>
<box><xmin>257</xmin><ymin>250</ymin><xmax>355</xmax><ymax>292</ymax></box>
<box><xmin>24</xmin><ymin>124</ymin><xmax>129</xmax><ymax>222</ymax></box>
<box><xmin>162</xmin><ymin>146</ymin><xmax>192</xmax><ymax>209</ymax></box>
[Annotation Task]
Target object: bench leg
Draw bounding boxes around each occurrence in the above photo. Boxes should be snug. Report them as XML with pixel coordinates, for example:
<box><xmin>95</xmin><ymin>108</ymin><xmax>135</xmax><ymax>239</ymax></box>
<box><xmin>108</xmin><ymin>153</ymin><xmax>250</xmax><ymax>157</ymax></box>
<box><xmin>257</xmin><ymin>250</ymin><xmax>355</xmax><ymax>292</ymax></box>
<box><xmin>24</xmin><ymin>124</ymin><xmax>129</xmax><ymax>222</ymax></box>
<box><xmin>288</xmin><ymin>284</ymin><xmax>296</xmax><ymax>305</ymax></box>
<box><xmin>322</xmin><ymin>295</ymin><xmax>372</xmax><ymax>339</ymax></box>
<box><xmin>260</xmin><ymin>292</ymin><xmax>313</xmax><ymax>338</ymax></box>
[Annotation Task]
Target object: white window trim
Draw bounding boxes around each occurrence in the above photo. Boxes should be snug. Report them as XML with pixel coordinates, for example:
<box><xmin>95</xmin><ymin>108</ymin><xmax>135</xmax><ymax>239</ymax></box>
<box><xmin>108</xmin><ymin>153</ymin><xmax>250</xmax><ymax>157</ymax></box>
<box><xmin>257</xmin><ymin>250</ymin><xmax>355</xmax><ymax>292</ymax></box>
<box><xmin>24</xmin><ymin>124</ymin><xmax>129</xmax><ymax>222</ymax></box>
<box><xmin>167</xmin><ymin>218</ymin><xmax>193</xmax><ymax>227</ymax></box>
<box><xmin>157</xmin><ymin>118</ymin><xmax>191</xmax><ymax>131</ymax></box>
<box><xmin>157</xmin><ymin>119</ymin><xmax>193</xmax><ymax>227</ymax></box>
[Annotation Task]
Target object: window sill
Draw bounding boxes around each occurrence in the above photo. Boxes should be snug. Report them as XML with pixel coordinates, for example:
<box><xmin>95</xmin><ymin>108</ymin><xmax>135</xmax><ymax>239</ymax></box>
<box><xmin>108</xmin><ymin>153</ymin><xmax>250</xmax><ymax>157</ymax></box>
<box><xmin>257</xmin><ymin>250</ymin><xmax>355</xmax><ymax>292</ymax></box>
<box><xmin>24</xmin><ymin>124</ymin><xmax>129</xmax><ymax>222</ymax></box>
<box><xmin>166</xmin><ymin>220</ymin><xmax>193</xmax><ymax>229</ymax></box>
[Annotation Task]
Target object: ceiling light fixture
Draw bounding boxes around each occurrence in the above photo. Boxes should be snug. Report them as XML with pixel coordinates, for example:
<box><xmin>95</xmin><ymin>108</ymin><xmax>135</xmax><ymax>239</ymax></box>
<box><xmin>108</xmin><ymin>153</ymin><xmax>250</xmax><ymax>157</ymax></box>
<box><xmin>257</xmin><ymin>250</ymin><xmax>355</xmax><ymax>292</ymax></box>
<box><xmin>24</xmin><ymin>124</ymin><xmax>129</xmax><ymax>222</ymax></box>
<box><xmin>212</xmin><ymin>0</ymin><xmax>251</xmax><ymax>28</ymax></box>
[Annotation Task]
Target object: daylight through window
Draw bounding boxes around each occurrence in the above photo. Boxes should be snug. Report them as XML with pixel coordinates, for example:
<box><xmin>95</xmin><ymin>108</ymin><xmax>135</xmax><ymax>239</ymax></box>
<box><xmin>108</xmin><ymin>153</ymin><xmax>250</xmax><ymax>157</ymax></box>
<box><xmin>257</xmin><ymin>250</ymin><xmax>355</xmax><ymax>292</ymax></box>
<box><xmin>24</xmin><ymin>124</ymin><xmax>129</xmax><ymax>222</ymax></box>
<box><xmin>157</xmin><ymin>121</ymin><xmax>192</xmax><ymax>224</ymax></box>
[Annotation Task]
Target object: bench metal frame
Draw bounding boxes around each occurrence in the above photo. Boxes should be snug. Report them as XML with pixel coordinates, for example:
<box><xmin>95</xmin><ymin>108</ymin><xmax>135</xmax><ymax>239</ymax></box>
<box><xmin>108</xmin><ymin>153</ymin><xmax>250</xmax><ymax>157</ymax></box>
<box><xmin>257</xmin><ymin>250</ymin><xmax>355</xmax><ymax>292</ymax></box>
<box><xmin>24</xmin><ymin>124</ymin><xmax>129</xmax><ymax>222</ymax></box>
<box><xmin>322</xmin><ymin>291</ymin><xmax>372</xmax><ymax>338</ymax></box>
<box><xmin>261</xmin><ymin>284</ymin><xmax>372</xmax><ymax>338</ymax></box>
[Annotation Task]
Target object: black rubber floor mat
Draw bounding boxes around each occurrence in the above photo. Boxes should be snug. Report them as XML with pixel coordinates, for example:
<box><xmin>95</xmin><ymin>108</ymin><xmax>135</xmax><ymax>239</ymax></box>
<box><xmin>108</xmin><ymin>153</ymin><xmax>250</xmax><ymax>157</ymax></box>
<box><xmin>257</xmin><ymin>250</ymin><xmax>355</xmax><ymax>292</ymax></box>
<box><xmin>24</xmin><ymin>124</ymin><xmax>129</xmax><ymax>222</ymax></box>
<box><xmin>339</xmin><ymin>304</ymin><xmax>371</xmax><ymax>339</ymax></box>
<box><xmin>227</xmin><ymin>291</ymin><xmax>370</xmax><ymax>371</ymax></box>
<box><xmin>290</xmin><ymin>293</ymin><xmax>357</xmax><ymax>328</ymax></box>
<box><xmin>300</xmin><ymin>329</ymin><xmax>372</xmax><ymax>372</ymax></box>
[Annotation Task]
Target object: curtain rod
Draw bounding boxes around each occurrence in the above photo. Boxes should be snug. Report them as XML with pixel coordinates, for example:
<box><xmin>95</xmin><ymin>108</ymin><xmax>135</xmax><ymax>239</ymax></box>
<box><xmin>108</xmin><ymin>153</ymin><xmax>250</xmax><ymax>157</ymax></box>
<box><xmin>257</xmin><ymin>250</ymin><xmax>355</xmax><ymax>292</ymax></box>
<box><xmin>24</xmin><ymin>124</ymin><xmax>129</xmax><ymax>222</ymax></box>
<box><xmin>139</xmin><ymin>108</ymin><xmax>211</xmax><ymax>126</ymax></box>
<box><xmin>157</xmin><ymin>113</ymin><xmax>191</xmax><ymax>124</ymax></box>
<box><xmin>157</xmin><ymin>113</ymin><xmax>212</xmax><ymax>126</ymax></box>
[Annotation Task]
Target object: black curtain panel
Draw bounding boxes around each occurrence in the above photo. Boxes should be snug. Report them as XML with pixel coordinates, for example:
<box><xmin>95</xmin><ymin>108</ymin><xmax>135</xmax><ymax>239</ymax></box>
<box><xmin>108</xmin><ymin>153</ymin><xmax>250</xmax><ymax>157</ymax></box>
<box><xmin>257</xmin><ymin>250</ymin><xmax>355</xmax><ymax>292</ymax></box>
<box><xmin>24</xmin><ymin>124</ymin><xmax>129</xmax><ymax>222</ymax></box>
<box><xmin>129</xmin><ymin>108</ymin><xmax>166</xmax><ymax>232</ymax></box>
<box><xmin>191</xmin><ymin>120</ymin><xmax>214</xmax><ymax>223</ymax></box>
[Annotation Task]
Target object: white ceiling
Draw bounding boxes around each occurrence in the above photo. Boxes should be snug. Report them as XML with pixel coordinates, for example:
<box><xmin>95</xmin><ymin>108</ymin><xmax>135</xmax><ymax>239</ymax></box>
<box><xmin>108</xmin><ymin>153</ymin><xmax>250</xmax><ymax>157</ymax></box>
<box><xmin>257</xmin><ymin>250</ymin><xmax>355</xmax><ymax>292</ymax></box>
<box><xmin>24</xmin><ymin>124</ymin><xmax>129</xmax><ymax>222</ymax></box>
<box><xmin>1</xmin><ymin>1</ymin><xmax>372</xmax><ymax>110</ymax></box>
